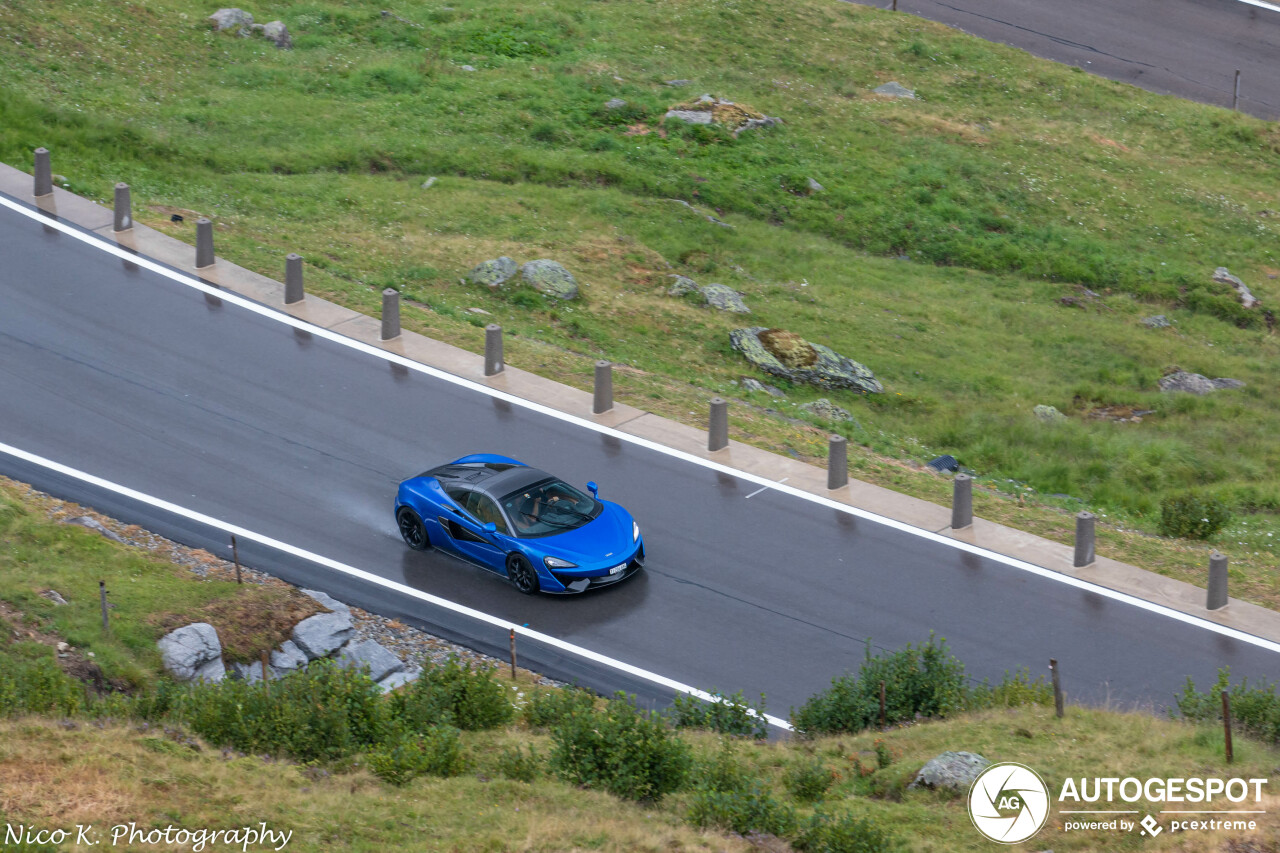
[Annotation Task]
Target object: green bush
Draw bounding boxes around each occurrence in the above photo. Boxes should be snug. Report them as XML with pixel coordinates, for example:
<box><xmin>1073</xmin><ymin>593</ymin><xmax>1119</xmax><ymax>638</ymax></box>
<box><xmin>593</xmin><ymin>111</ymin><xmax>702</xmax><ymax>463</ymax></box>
<box><xmin>690</xmin><ymin>741</ymin><xmax>753</xmax><ymax>794</ymax></box>
<box><xmin>1176</xmin><ymin>668</ymin><xmax>1280</xmax><ymax>743</ymax></box>
<box><xmin>687</xmin><ymin>782</ymin><xmax>797</xmax><ymax>836</ymax></box>
<box><xmin>366</xmin><ymin>725</ymin><xmax>465</xmax><ymax>785</ymax></box>
<box><xmin>0</xmin><ymin>651</ymin><xmax>84</xmax><ymax>717</ymax></box>
<box><xmin>967</xmin><ymin>667</ymin><xmax>1054</xmax><ymax>710</ymax></box>
<box><xmin>389</xmin><ymin>658</ymin><xmax>514</xmax><ymax>731</ymax></box>
<box><xmin>794</xmin><ymin>809</ymin><xmax>900</xmax><ymax>853</ymax></box>
<box><xmin>494</xmin><ymin>744</ymin><xmax>541</xmax><ymax>782</ymax></box>
<box><xmin>669</xmin><ymin>689</ymin><xmax>768</xmax><ymax>739</ymax></box>
<box><xmin>791</xmin><ymin>636</ymin><xmax>967</xmax><ymax>736</ymax></box>
<box><xmin>784</xmin><ymin>757</ymin><xmax>834</xmax><ymax>802</ymax></box>
<box><xmin>549</xmin><ymin>692</ymin><xmax>691</xmax><ymax>802</ymax></box>
<box><xmin>522</xmin><ymin>684</ymin><xmax>595</xmax><ymax>730</ymax></box>
<box><xmin>1159</xmin><ymin>493</ymin><xmax>1232</xmax><ymax>540</ymax></box>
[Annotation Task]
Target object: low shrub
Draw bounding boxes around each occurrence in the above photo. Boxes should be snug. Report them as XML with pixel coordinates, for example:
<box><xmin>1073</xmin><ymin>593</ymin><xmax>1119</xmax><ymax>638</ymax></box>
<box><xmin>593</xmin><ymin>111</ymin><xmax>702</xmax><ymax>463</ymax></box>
<box><xmin>687</xmin><ymin>782</ymin><xmax>797</xmax><ymax>837</ymax></box>
<box><xmin>669</xmin><ymin>689</ymin><xmax>769</xmax><ymax>739</ymax></box>
<box><xmin>967</xmin><ymin>668</ymin><xmax>1054</xmax><ymax>710</ymax></box>
<box><xmin>494</xmin><ymin>744</ymin><xmax>541</xmax><ymax>782</ymax></box>
<box><xmin>784</xmin><ymin>757</ymin><xmax>834</xmax><ymax>802</ymax></box>
<box><xmin>1176</xmin><ymin>668</ymin><xmax>1280</xmax><ymax>743</ymax></box>
<box><xmin>1159</xmin><ymin>492</ymin><xmax>1231</xmax><ymax>540</ymax></box>
<box><xmin>794</xmin><ymin>808</ymin><xmax>900</xmax><ymax>853</ymax></box>
<box><xmin>389</xmin><ymin>657</ymin><xmax>514</xmax><ymax>731</ymax></box>
<box><xmin>690</xmin><ymin>741</ymin><xmax>753</xmax><ymax>794</ymax></box>
<box><xmin>549</xmin><ymin>692</ymin><xmax>691</xmax><ymax>802</ymax></box>
<box><xmin>522</xmin><ymin>683</ymin><xmax>595</xmax><ymax>730</ymax></box>
<box><xmin>366</xmin><ymin>725</ymin><xmax>465</xmax><ymax>786</ymax></box>
<box><xmin>0</xmin><ymin>651</ymin><xmax>83</xmax><ymax>717</ymax></box>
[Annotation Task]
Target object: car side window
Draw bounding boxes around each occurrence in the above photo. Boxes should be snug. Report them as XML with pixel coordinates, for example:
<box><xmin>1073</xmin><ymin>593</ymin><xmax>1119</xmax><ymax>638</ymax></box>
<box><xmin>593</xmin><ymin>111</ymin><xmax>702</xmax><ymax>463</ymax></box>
<box><xmin>465</xmin><ymin>492</ymin><xmax>510</xmax><ymax>535</ymax></box>
<box><xmin>443</xmin><ymin>483</ymin><xmax>469</xmax><ymax>507</ymax></box>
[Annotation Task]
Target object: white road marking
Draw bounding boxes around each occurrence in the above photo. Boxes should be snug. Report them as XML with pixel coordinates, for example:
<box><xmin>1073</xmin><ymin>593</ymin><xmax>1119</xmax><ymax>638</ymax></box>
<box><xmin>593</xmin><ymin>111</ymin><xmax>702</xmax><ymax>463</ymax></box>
<box><xmin>2</xmin><ymin>193</ymin><xmax>1279</xmax><ymax>698</ymax></box>
<box><xmin>0</xmin><ymin>438</ymin><xmax>792</xmax><ymax>730</ymax></box>
<box><xmin>745</xmin><ymin>476</ymin><xmax>789</xmax><ymax>498</ymax></box>
<box><xmin>1236</xmin><ymin>0</ymin><xmax>1280</xmax><ymax>13</ymax></box>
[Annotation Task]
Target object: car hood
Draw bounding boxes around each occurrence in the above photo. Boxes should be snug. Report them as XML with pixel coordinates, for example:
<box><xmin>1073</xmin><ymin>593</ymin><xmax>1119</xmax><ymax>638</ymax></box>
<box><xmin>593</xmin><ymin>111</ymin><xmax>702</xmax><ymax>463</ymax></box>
<box><xmin>535</xmin><ymin>500</ymin><xmax>635</xmax><ymax>565</ymax></box>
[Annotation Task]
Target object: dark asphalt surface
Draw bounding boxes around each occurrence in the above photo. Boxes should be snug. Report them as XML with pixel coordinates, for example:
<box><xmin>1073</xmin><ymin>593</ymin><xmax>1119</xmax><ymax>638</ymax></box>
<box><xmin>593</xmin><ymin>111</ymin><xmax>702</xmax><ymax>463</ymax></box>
<box><xmin>2</xmin><ymin>199</ymin><xmax>1277</xmax><ymax>719</ymax></box>
<box><xmin>869</xmin><ymin>0</ymin><xmax>1280</xmax><ymax>119</ymax></box>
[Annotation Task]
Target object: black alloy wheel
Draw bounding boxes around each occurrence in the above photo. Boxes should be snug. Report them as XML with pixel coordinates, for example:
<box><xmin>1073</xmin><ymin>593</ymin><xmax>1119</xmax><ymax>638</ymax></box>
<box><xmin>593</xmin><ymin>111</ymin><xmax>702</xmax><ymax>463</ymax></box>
<box><xmin>397</xmin><ymin>507</ymin><xmax>429</xmax><ymax>551</ymax></box>
<box><xmin>506</xmin><ymin>553</ymin><xmax>540</xmax><ymax>595</ymax></box>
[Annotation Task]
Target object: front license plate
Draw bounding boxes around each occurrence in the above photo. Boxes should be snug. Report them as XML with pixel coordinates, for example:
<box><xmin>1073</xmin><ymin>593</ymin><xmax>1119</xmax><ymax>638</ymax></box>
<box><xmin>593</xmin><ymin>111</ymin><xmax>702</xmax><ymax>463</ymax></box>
<box><xmin>609</xmin><ymin>562</ymin><xmax>627</xmax><ymax>575</ymax></box>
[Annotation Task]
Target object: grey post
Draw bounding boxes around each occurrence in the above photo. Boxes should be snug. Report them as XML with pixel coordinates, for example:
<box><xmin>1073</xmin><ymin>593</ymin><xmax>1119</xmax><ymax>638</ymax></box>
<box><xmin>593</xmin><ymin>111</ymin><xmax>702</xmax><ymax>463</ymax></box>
<box><xmin>485</xmin><ymin>324</ymin><xmax>504</xmax><ymax>376</ymax></box>
<box><xmin>195</xmin><ymin>218</ymin><xmax>215</xmax><ymax>268</ymax></box>
<box><xmin>1207</xmin><ymin>551</ymin><xmax>1229</xmax><ymax>610</ymax></box>
<box><xmin>1073</xmin><ymin>511</ymin><xmax>1096</xmax><ymax>568</ymax></box>
<box><xmin>380</xmin><ymin>288</ymin><xmax>400</xmax><ymax>340</ymax></box>
<box><xmin>951</xmin><ymin>473</ymin><xmax>973</xmax><ymax>530</ymax></box>
<box><xmin>284</xmin><ymin>253</ymin><xmax>305</xmax><ymax>304</ymax></box>
<box><xmin>827</xmin><ymin>434</ymin><xmax>848</xmax><ymax>490</ymax></box>
<box><xmin>593</xmin><ymin>360</ymin><xmax>613</xmax><ymax>414</ymax></box>
<box><xmin>113</xmin><ymin>183</ymin><xmax>132</xmax><ymax>231</ymax></box>
<box><xmin>708</xmin><ymin>397</ymin><xmax>728</xmax><ymax>451</ymax></box>
<box><xmin>34</xmin><ymin>147</ymin><xmax>53</xmax><ymax>197</ymax></box>
<box><xmin>1233</xmin><ymin>69</ymin><xmax>1241</xmax><ymax>111</ymax></box>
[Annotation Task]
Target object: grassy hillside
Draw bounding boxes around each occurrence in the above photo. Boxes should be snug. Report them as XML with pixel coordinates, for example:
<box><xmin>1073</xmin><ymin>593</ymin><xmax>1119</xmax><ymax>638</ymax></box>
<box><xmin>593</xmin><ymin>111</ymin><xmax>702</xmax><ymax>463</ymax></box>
<box><xmin>2</xmin><ymin>0</ymin><xmax>1280</xmax><ymax>588</ymax></box>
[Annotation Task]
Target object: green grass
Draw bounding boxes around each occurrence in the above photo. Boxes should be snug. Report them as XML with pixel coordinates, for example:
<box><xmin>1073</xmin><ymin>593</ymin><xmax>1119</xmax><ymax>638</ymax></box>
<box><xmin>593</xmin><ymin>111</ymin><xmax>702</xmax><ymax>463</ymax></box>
<box><xmin>3</xmin><ymin>0</ymin><xmax>1280</xmax><ymax>594</ymax></box>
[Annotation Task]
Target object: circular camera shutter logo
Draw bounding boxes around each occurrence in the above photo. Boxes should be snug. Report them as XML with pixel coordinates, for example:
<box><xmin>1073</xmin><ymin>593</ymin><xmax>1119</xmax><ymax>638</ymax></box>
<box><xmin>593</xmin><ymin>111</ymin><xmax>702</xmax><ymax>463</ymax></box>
<box><xmin>967</xmin><ymin>762</ymin><xmax>1051</xmax><ymax>844</ymax></box>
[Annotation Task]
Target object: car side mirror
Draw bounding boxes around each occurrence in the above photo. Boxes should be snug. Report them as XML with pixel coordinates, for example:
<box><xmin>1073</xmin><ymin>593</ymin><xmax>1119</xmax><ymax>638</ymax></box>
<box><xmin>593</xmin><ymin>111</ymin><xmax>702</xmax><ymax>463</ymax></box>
<box><xmin>483</xmin><ymin>522</ymin><xmax>497</xmax><ymax>534</ymax></box>
<box><xmin>587</xmin><ymin>481</ymin><xmax>598</xmax><ymax>498</ymax></box>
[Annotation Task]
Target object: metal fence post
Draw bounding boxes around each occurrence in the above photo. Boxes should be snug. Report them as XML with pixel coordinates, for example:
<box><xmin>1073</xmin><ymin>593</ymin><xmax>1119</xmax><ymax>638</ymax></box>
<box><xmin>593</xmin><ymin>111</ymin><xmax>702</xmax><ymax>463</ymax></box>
<box><xmin>33</xmin><ymin>147</ymin><xmax>53</xmax><ymax>197</ymax></box>
<box><xmin>113</xmin><ymin>183</ymin><xmax>132</xmax><ymax>232</ymax></box>
<box><xmin>708</xmin><ymin>397</ymin><xmax>728</xmax><ymax>451</ymax></box>
<box><xmin>380</xmin><ymin>288</ymin><xmax>401</xmax><ymax>340</ymax></box>
<box><xmin>827</xmin><ymin>435</ymin><xmax>848</xmax><ymax>490</ymax></box>
<box><xmin>485</xmin><ymin>324</ymin><xmax>504</xmax><ymax>375</ymax></box>
<box><xmin>1073</xmin><ymin>511</ymin><xmax>1095</xmax><ymax>568</ymax></box>
<box><xmin>951</xmin><ymin>473</ymin><xmax>972</xmax><ymax>530</ymax></box>
<box><xmin>195</xmin><ymin>218</ymin><xmax>215</xmax><ymax>268</ymax></box>
<box><xmin>1207</xmin><ymin>551</ymin><xmax>1229</xmax><ymax>610</ymax></box>
<box><xmin>284</xmin><ymin>253</ymin><xmax>305</xmax><ymax>304</ymax></box>
<box><xmin>1233</xmin><ymin>69</ymin><xmax>1241</xmax><ymax>111</ymax></box>
<box><xmin>593</xmin><ymin>360</ymin><xmax>613</xmax><ymax>414</ymax></box>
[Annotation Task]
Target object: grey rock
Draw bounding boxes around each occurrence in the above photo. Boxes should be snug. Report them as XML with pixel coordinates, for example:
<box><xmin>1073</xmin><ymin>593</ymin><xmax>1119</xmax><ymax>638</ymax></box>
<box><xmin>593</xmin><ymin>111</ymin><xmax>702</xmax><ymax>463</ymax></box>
<box><xmin>520</xmin><ymin>259</ymin><xmax>579</xmax><ymax>300</ymax></box>
<box><xmin>158</xmin><ymin>623</ymin><xmax>224</xmax><ymax>682</ymax></box>
<box><xmin>292</xmin><ymin>611</ymin><xmax>354</xmax><ymax>660</ymax></box>
<box><xmin>667</xmin><ymin>274</ymin><xmax>700</xmax><ymax>296</ymax></box>
<box><xmin>63</xmin><ymin>515</ymin><xmax>126</xmax><ymax>544</ymax></box>
<box><xmin>873</xmin><ymin>81</ymin><xmax>916</xmax><ymax>99</ymax></box>
<box><xmin>468</xmin><ymin>257</ymin><xmax>518</xmax><ymax>288</ymax></box>
<box><xmin>664</xmin><ymin>79</ymin><xmax>692</xmax><ymax>87</ymax></box>
<box><xmin>910</xmin><ymin>751</ymin><xmax>991</xmax><ymax>792</ymax></box>
<box><xmin>1212</xmin><ymin>267</ymin><xmax>1259</xmax><ymax>308</ymax></box>
<box><xmin>734</xmin><ymin>116</ymin><xmax>781</xmax><ymax>135</ymax></box>
<box><xmin>461</xmin><ymin>64</ymin><xmax>476</xmax><ymax>72</ymax></box>
<box><xmin>701</xmin><ymin>283</ymin><xmax>750</xmax><ymax>313</ymax></box>
<box><xmin>208</xmin><ymin>8</ymin><xmax>253</xmax><ymax>32</ymax></box>
<box><xmin>730</xmin><ymin>327</ymin><xmax>883</xmax><ymax>394</ymax></box>
<box><xmin>421</xmin><ymin>176</ymin><xmax>438</xmax><ymax>189</ymax></box>
<box><xmin>605</xmin><ymin>98</ymin><xmax>628</xmax><ymax>110</ymax></box>
<box><xmin>800</xmin><ymin>398</ymin><xmax>853</xmax><ymax>422</ymax></box>
<box><xmin>40</xmin><ymin>589</ymin><xmax>69</xmax><ymax>605</ymax></box>
<box><xmin>1033</xmin><ymin>404</ymin><xmax>1066</xmax><ymax>423</ymax></box>
<box><xmin>300</xmin><ymin>588</ymin><xmax>350</xmax><ymax>617</ymax></box>
<box><xmin>1142</xmin><ymin>314</ymin><xmax>1172</xmax><ymax>328</ymax></box>
<box><xmin>258</xmin><ymin>20</ymin><xmax>292</xmax><ymax>48</ymax></box>
<box><xmin>228</xmin><ymin>660</ymin><xmax>277</xmax><ymax>683</ymax></box>
<box><xmin>270</xmin><ymin>640</ymin><xmax>309</xmax><ymax>673</ymax></box>
<box><xmin>806</xmin><ymin>177</ymin><xmax>825</xmax><ymax>193</ymax></box>
<box><xmin>664</xmin><ymin>109</ymin><xmax>714</xmax><ymax>125</ymax></box>
<box><xmin>741</xmin><ymin>378</ymin><xmax>785</xmax><ymax>398</ymax></box>
<box><xmin>337</xmin><ymin>639</ymin><xmax>405</xmax><ymax>682</ymax></box>
<box><xmin>377</xmin><ymin>666</ymin><xmax>422</xmax><ymax>693</ymax></box>
<box><xmin>1158</xmin><ymin>371</ymin><xmax>1245</xmax><ymax>395</ymax></box>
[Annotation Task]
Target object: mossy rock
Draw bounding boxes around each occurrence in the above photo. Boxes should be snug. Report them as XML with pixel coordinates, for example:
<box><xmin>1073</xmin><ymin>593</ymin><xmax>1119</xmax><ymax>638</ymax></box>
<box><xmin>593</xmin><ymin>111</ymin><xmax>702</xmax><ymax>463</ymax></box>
<box><xmin>730</xmin><ymin>327</ymin><xmax>883</xmax><ymax>394</ymax></box>
<box><xmin>759</xmin><ymin>328</ymin><xmax>816</xmax><ymax>368</ymax></box>
<box><xmin>520</xmin><ymin>259</ymin><xmax>579</xmax><ymax>300</ymax></box>
<box><xmin>468</xmin><ymin>257</ymin><xmax>517</xmax><ymax>288</ymax></box>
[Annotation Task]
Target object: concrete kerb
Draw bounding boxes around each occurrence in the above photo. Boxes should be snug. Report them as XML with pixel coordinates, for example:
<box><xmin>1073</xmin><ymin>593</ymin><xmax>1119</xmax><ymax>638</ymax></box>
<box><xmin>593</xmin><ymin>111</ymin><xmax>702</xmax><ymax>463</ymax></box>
<box><xmin>4</xmin><ymin>159</ymin><xmax>1280</xmax><ymax>647</ymax></box>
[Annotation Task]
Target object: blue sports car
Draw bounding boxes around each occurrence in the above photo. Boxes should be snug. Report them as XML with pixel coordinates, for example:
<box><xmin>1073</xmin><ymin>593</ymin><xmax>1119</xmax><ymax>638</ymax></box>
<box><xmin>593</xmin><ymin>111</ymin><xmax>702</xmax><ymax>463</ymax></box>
<box><xmin>394</xmin><ymin>454</ymin><xmax>645</xmax><ymax>594</ymax></box>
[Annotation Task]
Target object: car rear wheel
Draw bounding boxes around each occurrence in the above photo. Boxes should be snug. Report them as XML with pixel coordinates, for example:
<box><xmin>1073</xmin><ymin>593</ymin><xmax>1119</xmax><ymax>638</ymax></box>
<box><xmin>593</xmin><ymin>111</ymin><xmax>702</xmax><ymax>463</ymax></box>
<box><xmin>396</xmin><ymin>507</ymin><xmax>430</xmax><ymax>551</ymax></box>
<box><xmin>506</xmin><ymin>553</ymin><xmax>540</xmax><ymax>595</ymax></box>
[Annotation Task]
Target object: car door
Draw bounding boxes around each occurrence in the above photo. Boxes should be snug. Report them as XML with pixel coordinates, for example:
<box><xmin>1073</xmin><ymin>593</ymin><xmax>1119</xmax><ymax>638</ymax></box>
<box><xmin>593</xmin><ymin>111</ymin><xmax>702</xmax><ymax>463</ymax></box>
<box><xmin>437</xmin><ymin>484</ymin><xmax>507</xmax><ymax>572</ymax></box>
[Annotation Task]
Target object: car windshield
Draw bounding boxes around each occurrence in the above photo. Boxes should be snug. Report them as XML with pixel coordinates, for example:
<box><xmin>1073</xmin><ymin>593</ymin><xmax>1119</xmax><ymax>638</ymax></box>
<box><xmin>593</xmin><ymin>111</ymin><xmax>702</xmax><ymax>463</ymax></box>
<box><xmin>500</xmin><ymin>478</ymin><xmax>602</xmax><ymax>538</ymax></box>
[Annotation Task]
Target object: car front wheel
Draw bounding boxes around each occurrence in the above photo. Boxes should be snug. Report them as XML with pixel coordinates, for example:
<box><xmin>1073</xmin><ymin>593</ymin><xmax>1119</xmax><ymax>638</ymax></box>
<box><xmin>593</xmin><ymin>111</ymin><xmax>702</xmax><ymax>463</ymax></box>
<box><xmin>506</xmin><ymin>553</ymin><xmax>540</xmax><ymax>595</ymax></box>
<box><xmin>396</xmin><ymin>507</ymin><xmax>430</xmax><ymax>551</ymax></box>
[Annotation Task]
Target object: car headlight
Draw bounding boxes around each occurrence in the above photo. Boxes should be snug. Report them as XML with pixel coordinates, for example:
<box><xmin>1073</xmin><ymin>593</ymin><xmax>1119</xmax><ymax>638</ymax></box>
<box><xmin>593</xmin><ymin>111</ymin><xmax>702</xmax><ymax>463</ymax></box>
<box><xmin>633</xmin><ymin>520</ymin><xmax>640</xmax><ymax>541</ymax></box>
<box><xmin>544</xmin><ymin>556</ymin><xmax>577</xmax><ymax>569</ymax></box>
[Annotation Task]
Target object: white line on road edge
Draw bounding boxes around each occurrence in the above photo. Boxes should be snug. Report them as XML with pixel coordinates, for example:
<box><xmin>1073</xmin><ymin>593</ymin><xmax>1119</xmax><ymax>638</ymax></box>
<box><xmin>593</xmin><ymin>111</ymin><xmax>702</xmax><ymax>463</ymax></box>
<box><xmin>4</xmin><ymin>195</ymin><xmax>1280</xmax><ymax>665</ymax></box>
<box><xmin>0</xmin><ymin>438</ymin><xmax>792</xmax><ymax>730</ymax></box>
<box><xmin>1236</xmin><ymin>0</ymin><xmax>1280</xmax><ymax>14</ymax></box>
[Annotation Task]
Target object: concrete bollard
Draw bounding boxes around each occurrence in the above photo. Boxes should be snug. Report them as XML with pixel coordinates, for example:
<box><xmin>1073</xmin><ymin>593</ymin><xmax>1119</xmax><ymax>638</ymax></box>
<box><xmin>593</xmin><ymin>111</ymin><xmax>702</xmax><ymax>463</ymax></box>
<box><xmin>33</xmin><ymin>147</ymin><xmax>52</xmax><ymax>197</ymax></box>
<box><xmin>284</xmin><ymin>254</ymin><xmax>305</xmax><ymax>304</ymax></box>
<box><xmin>951</xmin><ymin>473</ymin><xmax>973</xmax><ymax>530</ymax></box>
<box><xmin>593</xmin><ymin>360</ymin><xmax>613</xmax><ymax>414</ymax></box>
<box><xmin>708</xmin><ymin>397</ymin><xmax>728</xmax><ymax>452</ymax></box>
<box><xmin>827</xmin><ymin>435</ymin><xmax>848</xmax><ymax>490</ymax></box>
<box><xmin>1073</xmin><ymin>511</ymin><xmax>1096</xmax><ymax>568</ymax></box>
<box><xmin>1207</xmin><ymin>551</ymin><xmax>1229</xmax><ymax>610</ymax></box>
<box><xmin>195</xmin><ymin>218</ymin><xmax>215</xmax><ymax>268</ymax></box>
<box><xmin>380</xmin><ymin>288</ymin><xmax>400</xmax><ymax>340</ymax></box>
<box><xmin>113</xmin><ymin>183</ymin><xmax>132</xmax><ymax>232</ymax></box>
<box><xmin>485</xmin><ymin>324</ymin><xmax>504</xmax><ymax>376</ymax></box>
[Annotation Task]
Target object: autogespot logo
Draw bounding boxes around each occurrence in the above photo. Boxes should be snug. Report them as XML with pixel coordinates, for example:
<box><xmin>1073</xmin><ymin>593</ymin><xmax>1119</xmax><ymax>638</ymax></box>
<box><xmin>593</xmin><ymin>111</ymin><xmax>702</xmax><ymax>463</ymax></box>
<box><xmin>968</xmin><ymin>762</ymin><xmax>1051</xmax><ymax>844</ymax></box>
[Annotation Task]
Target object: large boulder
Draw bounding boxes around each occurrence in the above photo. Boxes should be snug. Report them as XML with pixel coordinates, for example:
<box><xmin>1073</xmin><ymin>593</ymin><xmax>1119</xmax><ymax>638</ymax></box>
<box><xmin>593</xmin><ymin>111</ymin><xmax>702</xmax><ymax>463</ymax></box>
<box><xmin>207</xmin><ymin>8</ymin><xmax>253</xmax><ymax>32</ymax></box>
<box><xmin>158</xmin><ymin>623</ymin><xmax>225</xmax><ymax>683</ymax></box>
<box><xmin>300</xmin><ymin>588</ymin><xmax>350</xmax><ymax>617</ymax></box>
<box><xmin>270</xmin><ymin>640</ymin><xmax>309</xmax><ymax>673</ymax></box>
<box><xmin>730</xmin><ymin>327</ymin><xmax>882</xmax><ymax>394</ymax></box>
<box><xmin>256</xmin><ymin>21</ymin><xmax>292</xmax><ymax>49</ymax></box>
<box><xmin>468</xmin><ymin>257</ymin><xmax>518</xmax><ymax>289</ymax></box>
<box><xmin>228</xmin><ymin>660</ymin><xmax>277</xmax><ymax>683</ymax></box>
<box><xmin>1213</xmin><ymin>267</ymin><xmax>1259</xmax><ymax>309</ymax></box>
<box><xmin>909</xmin><ymin>751</ymin><xmax>991</xmax><ymax>792</ymax></box>
<box><xmin>701</xmin><ymin>283</ymin><xmax>750</xmax><ymax>314</ymax></box>
<box><xmin>336</xmin><ymin>640</ymin><xmax>405</xmax><ymax>683</ymax></box>
<box><xmin>292</xmin><ymin>611</ymin><xmax>354</xmax><ymax>660</ymax></box>
<box><xmin>1158</xmin><ymin>371</ymin><xmax>1245</xmax><ymax>395</ymax></box>
<box><xmin>377</xmin><ymin>666</ymin><xmax>422</xmax><ymax>693</ymax></box>
<box><xmin>520</xmin><ymin>260</ymin><xmax>579</xmax><ymax>300</ymax></box>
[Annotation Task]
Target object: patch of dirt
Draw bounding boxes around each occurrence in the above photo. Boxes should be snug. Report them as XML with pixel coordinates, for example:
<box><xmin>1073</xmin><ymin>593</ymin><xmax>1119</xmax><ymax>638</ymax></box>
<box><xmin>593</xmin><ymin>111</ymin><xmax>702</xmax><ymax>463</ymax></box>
<box><xmin>758</xmin><ymin>328</ymin><xmax>817</xmax><ymax>368</ymax></box>
<box><xmin>1087</xmin><ymin>132</ymin><xmax>1130</xmax><ymax>152</ymax></box>
<box><xmin>147</xmin><ymin>588</ymin><xmax>322</xmax><ymax>664</ymax></box>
